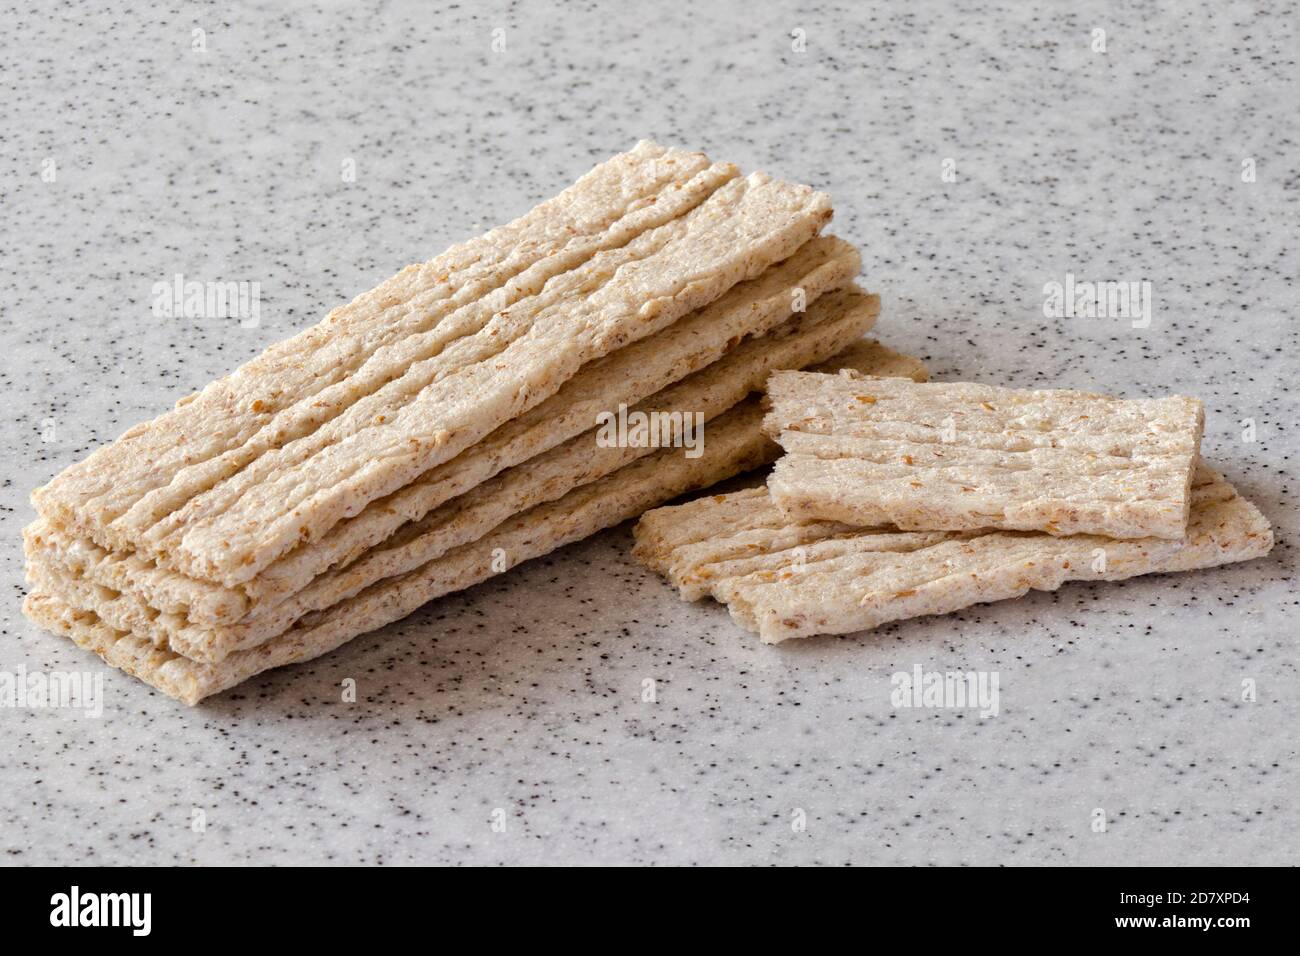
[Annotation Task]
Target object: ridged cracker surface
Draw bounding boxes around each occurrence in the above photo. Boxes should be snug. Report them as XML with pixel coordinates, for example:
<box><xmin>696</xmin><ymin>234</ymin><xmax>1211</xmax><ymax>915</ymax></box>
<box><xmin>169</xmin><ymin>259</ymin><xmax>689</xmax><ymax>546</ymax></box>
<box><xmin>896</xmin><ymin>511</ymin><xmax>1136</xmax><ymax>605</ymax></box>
<box><xmin>763</xmin><ymin>372</ymin><xmax>1204</xmax><ymax>539</ymax></box>
<box><xmin>20</xmin><ymin>235</ymin><xmax>860</xmax><ymax>629</ymax></box>
<box><xmin>23</xmin><ymin>341</ymin><xmax>925</xmax><ymax>704</ymax></box>
<box><xmin>35</xmin><ymin>141</ymin><xmax>716</xmax><ymax>544</ymax></box>
<box><xmin>25</xmin><ymin>401</ymin><xmax>774</xmax><ymax>705</ymax></box>
<box><xmin>26</xmin><ymin>290</ymin><xmax>880</xmax><ymax>663</ymax></box>
<box><xmin>633</xmin><ymin>465</ymin><xmax>1271</xmax><ymax>643</ymax></box>
<box><xmin>35</xmin><ymin>142</ymin><xmax>833</xmax><ymax>590</ymax></box>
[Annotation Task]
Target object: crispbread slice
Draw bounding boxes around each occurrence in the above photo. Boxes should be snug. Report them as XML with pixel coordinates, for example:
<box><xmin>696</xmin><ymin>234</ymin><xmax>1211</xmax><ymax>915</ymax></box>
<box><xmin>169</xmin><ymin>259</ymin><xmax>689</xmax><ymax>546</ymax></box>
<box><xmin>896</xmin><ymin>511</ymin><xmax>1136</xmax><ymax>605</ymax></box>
<box><xmin>633</xmin><ymin>347</ymin><xmax>930</xmax><ymax>594</ymax></box>
<box><xmin>25</xmin><ymin>400</ymin><xmax>777</xmax><ymax>705</ymax></box>
<box><xmin>27</xmin><ymin>288</ymin><xmax>881</xmax><ymax>663</ymax></box>
<box><xmin>66</xmin><ymin>168</ymin><xmax>832</xmax><ymax>590</ymax></box>
<box><xmin>35</xmin><ymin>141</ymin><xmax>721</xmax><ymax>544</ymax></box>
<box><xmin>59</xmin><ymin>234</ymin><xmax>861</xmax><ymax>627</ymax></box>
<box><xmin>633</xmin><ymin>487</ymin><xmax>863</xmax><ymax>600</ymax></box>
<box><xmin>763</xmin><ymin>372</ymin><xmax>1204</xmax><ymax>539</ymax></box>
<box><xmin>632</xmin><ymin>465</ymin><xmax>1272</xmax><ymax>643</ymax></box>
<box><xmin>25</xmin><ymin>341</ymin><xmax>928</xmax><ymax>704</ymax></box>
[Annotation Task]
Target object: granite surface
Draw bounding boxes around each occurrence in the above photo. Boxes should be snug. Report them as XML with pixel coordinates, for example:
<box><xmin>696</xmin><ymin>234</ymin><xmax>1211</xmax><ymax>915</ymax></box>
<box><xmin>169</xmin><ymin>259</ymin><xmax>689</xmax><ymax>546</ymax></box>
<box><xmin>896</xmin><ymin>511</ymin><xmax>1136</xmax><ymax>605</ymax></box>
<box><xmin>1</xmin><ymin>0</ymin><xmax>1295</xmax><ymax>866</ymax></box>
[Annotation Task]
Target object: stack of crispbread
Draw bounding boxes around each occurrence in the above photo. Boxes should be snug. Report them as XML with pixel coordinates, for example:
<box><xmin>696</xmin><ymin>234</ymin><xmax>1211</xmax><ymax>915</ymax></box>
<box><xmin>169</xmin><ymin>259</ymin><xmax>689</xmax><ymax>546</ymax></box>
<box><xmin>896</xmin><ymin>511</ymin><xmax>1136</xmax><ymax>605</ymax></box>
<box><xmin>22</xmin><ymin>140</ymin><xmax>929</xmax><ymax>704</ymax></box>
<box><xmin>633</xmin><ymin>371</ymin><xmax>1273</xmax><ymax>642</ymax></box>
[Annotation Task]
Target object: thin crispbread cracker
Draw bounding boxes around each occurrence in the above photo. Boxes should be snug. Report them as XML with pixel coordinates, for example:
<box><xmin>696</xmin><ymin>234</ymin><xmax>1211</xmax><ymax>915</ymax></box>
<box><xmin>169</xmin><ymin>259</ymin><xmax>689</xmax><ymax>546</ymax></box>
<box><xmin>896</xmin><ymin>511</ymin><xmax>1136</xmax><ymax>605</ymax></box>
<box><xmin>233</xmin><ymin>238</ymin><xmax>856</xmax><ymax>610</ymax></box>
<box><xmin>35</xmin><ymin>141</ymin><xmax>721</xmax><ymax>545</ymax></box>
<box><xmin>25</xmin><ymin>400</ymin><xmax>777</xmax><ymax>705</ymax></box>
<box><xmin>36</xmin><ymin>234</ymin><xmax>860</xmax><ymax>629</ymax></box>
<box><xmin>634</xmin><ymin>347</ymin><xmax>931</xmax><ymax>592</ymax></box>
<box><xmin>37</xmin><ymin>144</ymin><xmax>728</xmax><ymax>536</ymax></box>
<box><xmin>633</xmin><ymin>487</ymin><xmax>862</xmax><ymax>599</ymax></box>
<box><xmin>24</xmin><ymin>341</ymin><xmax>927</xmax><ymax>704</ymax></box>
<box><xmin>47</xmin><ymin>164</ymin><xmax>834</xmax><ymax>589</ymax></box>
<box><xmin>762</xmin><ymin>372</ymin><xmax>1204</xmax><ymax>539</ymax></box>
<box><xmin>632</xmin><ymin>465</ymin><xmax>1272</xmax><ymax>643</ymax></box>
<box><xmin>167</xmin><ymin>173</ymin><xmax>831</xmax><ymax>586</ymax></box>
<box><xmin>27</xmin><ymin>288</ymin><xmax>881</xmax><ymax>663</ymax></box>
<box><xmin>22</xmin><ymin>520</ymin><xmax>233</xmax><ymax>623</ymax></box>
<box><xmin>27</xmin><ymin>557</ymin><xmax>176</xmax><ymax>652</ymax></box>
<box><xmin>178</xmin><ymin>289</ymin><xmax>880</xmax><ymax>660</ymax></box>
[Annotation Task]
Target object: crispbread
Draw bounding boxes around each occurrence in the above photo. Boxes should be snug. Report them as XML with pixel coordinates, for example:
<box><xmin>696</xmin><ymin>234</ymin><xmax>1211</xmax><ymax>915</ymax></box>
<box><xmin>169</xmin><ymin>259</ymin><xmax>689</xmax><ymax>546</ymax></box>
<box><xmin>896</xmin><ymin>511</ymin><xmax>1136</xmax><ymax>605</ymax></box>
<box><xmin>26</xmin><ymin>400</ymin><xmax>777</xmax><ymax>705</ymax></box>
<box><xmin>233</xmin><ymin>236</ymin><xmax>857</xmax><ymax>608</ymax></box>
<box><xmin>60</xmin><ymin>234</ymin><xmax>861</xmax><ymax>627</ymax></box>
<box><xmin>103</xmin><ymin>171</ymin><xmax>832</xmax><ymax>590</ymax></box>
<box><xmin>27</xmin><ymin>557</ymin><xmax>176</xmax><ymax>652</ymax></box>
<box><xmin>25</xmin><ymin>341</ymin><xmax>928</xmax><ymax>704</ymax></box>
<box><xmin>35</xmin><ymin>141</ymin><xmax>721</xmax><ymax>543</ymax></box>
<box><xmin>763</xmin><ymin>373</ymin><xmax>1204</xmax><ymax>539</ymax></box>
<box><xmin>633</xmin><ymin>347</ymin><xmax>930</xmax><ymax>593</ymax></box>
<box><xmin>17</xmin><ymin>247</ymin><xmax>863</xmax><ymax>625</ymax></box>
<box><xmin>24</xmin><ymin>521</ymin><xmax>230</xmax><ymax>621</ymax></box>
<box><xmin>27</xmin><ymin>288</ymin><xmax>882</xmax><ymax>663</ymax></box>
<box><xmin>633</xmin><ymin>487</ymin><xmax>862</xmax><ymax>599</ymax></box>
<box><xmin>632</xmin><ymin>465</ymin><xmax>1272</xmax><ymax>643</ymax></box>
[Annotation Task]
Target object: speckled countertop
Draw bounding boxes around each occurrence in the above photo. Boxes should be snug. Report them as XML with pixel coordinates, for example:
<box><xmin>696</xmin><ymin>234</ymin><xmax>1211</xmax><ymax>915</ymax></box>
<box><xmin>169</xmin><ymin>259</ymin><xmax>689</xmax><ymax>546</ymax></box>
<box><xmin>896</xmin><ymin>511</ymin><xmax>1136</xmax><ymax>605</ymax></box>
<box><xmin>2</xmin><ymin>1</ymin><xmax>1296</xmax><ymax>866</ymax></box>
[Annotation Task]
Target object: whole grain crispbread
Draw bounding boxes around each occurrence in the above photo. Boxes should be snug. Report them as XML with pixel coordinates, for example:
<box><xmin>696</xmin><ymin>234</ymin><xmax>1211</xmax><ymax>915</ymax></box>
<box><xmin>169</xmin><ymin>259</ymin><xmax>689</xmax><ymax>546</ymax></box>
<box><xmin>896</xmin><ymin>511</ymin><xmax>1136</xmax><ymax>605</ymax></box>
<box><xmin>632</xmin><ymin>465</ymin><xmax>1272</xmax><ymax>643</ymax></box>
<box><xmin>25</xmin><ymin>340</ymin><xmax>928</xmax><ymax>703</ymax></box>
<box><xmin>24</xmin><ymin>235</ymin><xmax>862</xmax><ymax>628</ymax></box>
<box><xmin>28</xmin><ymin>290</ymin><xmax>882</xmax><ymax>663</ymax></box>
<box><xmin>25</xmin><ymin>400</ymin><xmax>778</xmax><ymax>704</ymax></box>
<box><xmin>763</xmin><ymin>372</ymin><xmax>1204</xmax><ymax>539</ymax></box>
<box><xmin>35</xmin><ymin>141</ymin><xmax>722</xmax><ymax>546</ymax></box>
<box><xmin>151</xmin><ymin>172</ymin><xmax>833</xmax><ymax>586</ymax></box>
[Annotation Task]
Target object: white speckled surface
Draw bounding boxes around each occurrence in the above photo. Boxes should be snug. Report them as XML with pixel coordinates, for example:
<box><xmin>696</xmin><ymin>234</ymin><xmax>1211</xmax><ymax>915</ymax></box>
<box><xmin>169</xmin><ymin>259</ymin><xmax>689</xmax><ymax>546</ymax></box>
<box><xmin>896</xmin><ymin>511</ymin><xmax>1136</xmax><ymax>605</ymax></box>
<box><xmin>2</xmin><ymin>1</ymin><xmax>1296</xmax><ymax>866</ymax></box>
